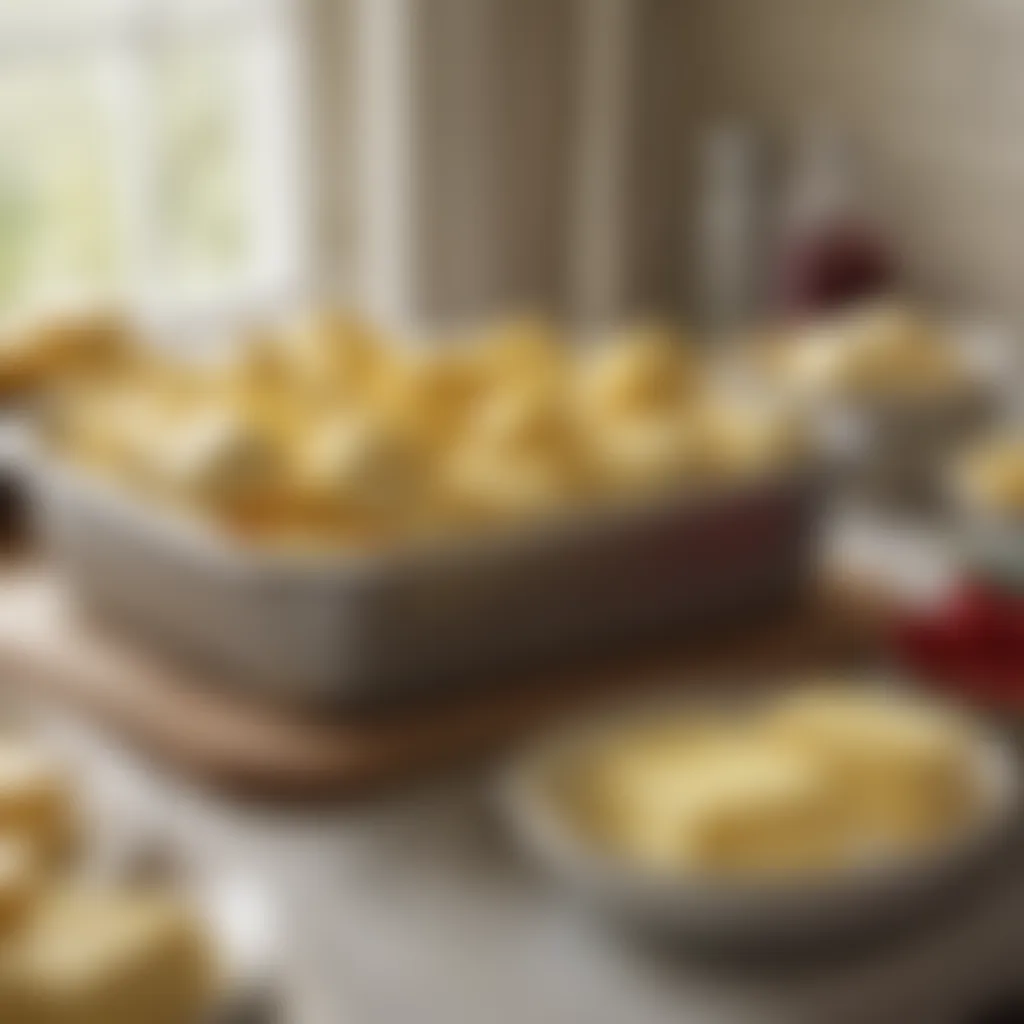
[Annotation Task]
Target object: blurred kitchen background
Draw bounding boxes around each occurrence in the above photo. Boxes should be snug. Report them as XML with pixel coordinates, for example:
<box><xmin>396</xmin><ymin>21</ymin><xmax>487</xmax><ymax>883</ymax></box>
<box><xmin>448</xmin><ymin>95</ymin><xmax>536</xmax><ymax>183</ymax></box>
<box><xmin>6</xmin><ymin>3</ymin><xmax>1024</xmax><ymax>1024</ymax></box>
<box><xmin>6</xmin><ymin>0</ymin><xmax>1024</xmax><ymax>333</ymax></box>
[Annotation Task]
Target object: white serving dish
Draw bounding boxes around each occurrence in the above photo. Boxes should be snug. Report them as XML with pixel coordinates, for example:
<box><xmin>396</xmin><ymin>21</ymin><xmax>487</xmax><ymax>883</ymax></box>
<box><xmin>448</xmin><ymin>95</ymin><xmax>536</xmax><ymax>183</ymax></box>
<box><xmin>28</xmin><ymin>453</ymin><xmax>822</xmax><ymax>706</ymax></box>
<box><xmin>817</xmin><ymin>387</ymin><xmax>991</xmax><ymax>505</ymax></box>
<box><xmin>736</xmin><ymin>317</ymin><xmax>1010</xmax><ymax>506</ymax></box>
<box><xmin>501</xmin><ymin>688</ymin><xmax>1022</xmax><ymax>950</ymax></box>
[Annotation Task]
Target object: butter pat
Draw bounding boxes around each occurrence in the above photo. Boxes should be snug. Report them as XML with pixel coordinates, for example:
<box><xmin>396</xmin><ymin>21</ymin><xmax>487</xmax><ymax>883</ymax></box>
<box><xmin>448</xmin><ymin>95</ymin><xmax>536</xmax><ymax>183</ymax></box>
<box><xmin>559</xmin><ymin>687</ymin><xmax>983</xmax><ymax>880</ymax></box>
<box><xmin>768</xmin><ymin>691</ymin><xmax>976</xmax><ymax>843</ymax></box>
<box><xmin>600</xmin><ymin>739</ymin><xmax>843</xmax><ymax>874</ymax></box>
<box><xmin>0</xmin><ymin>888</ymin><xmax>215</xmax><ymax>1024</ymax></box>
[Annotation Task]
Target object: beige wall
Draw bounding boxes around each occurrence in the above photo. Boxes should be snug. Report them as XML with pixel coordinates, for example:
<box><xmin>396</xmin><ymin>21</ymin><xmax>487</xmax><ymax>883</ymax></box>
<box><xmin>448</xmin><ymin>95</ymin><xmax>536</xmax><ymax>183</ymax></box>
<box><xmin>343</xmin><ymin>0</ymin><xmax>1024</xmax><ymax>328</ymax></box>
<box><xmin>687</xmin><ymin>0</ymin><xmax>1024</xmax><ymax>322</ymax></box>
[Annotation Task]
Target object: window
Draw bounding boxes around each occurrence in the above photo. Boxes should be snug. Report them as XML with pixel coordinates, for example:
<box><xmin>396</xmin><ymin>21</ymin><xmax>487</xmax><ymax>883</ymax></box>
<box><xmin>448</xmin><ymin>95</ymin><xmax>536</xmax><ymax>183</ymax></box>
<box><xmin>0</xmin><ymin>0</ymin><xmax>306</xmax><ymax>333</ymax></box>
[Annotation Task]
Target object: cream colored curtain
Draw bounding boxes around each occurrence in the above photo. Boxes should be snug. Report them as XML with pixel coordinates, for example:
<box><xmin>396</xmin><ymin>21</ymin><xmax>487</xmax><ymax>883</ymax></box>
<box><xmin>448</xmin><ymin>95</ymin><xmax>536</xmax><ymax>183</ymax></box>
<box><xmin>342</xmin><ymin>0</ymin><xmax>691</xmax><ymax>333</ymax></box>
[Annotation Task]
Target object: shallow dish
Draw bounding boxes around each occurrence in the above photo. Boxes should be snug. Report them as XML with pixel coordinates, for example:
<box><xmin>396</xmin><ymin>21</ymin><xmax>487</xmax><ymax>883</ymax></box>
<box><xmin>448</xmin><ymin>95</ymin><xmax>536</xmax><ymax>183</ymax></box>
<box><xmin>28</xmin><ymin>450</ymin><xmax>822</xmax><ymax>706</ymax></box>
<box><xmin>737</xmin><ymin>317</ymin><xmax>1008</xmax><ymax>507</ymax></box>
<box><xmin>501</xmin><ymin>687</ymin><xmax>1021</xmax><ymax>950</ymax></box>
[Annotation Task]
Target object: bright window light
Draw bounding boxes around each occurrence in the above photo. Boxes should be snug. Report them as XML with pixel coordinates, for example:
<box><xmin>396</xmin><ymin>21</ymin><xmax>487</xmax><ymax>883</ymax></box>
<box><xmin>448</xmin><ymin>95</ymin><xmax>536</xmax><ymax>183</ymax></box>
<box><xmin>0</xmin><ymin>0</ymin><xmax>305</xmax><ymax>334</ymax></box>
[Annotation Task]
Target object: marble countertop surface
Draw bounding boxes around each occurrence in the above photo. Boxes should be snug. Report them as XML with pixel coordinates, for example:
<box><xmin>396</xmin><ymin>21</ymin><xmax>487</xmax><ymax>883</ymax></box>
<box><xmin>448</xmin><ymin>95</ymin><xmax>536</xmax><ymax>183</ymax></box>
<box><xmin>13</xmin><ymin>509</ymin><xmax>1024</xmax><ymax>1024</ymax></box>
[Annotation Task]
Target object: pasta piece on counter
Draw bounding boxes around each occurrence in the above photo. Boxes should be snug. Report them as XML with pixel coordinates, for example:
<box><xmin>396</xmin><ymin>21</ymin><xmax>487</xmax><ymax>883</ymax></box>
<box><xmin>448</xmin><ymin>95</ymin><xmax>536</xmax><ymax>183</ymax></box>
<box><xmin>0</xmin><ymin>887</ymin><xmax>216</xmax><ymax>1024</ymax></box>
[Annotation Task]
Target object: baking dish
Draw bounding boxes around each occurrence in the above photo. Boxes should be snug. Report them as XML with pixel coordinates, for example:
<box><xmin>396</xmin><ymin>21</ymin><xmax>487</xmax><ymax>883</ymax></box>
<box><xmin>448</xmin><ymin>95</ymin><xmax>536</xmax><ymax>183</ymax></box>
<box><xmin>28</xmin><ymin>453</ymin><xmax>823</xmax><ymax>706</ymax></box>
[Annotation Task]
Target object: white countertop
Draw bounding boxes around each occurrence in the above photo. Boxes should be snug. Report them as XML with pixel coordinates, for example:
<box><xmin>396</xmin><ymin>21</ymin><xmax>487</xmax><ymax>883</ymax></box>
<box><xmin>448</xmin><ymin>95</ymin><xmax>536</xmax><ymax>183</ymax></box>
<box><xmin>13</xmin><ymin>510</ymin><xmax>1024</xmax><ymax>1024</ymax></box>
<box><xmin>46</xmin><ymin>715</ymin><xmax>1024</xmax><ymax>1024</ymax></box>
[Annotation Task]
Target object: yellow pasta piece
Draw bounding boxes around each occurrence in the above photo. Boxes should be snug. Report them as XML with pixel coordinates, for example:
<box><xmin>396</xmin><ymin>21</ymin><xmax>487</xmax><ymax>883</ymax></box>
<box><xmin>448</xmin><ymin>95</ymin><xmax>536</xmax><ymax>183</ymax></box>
<box><xmin>576</xmin><ymin>324</ymin><xmax>697</xmax><ymax>419</ymax></box>
<box><xmin>0</xmin><ymin>888</ymin><xmax>215</xmax><ymax>1024</ymax></box>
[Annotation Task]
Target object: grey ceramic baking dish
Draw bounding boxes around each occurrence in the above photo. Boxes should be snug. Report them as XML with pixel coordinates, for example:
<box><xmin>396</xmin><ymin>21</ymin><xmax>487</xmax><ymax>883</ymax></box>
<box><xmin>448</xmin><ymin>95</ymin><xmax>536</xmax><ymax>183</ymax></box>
<box><xmin>28</xmin><ymin>455</ymin><xmax>824</xmax><ymax>706</ymax></box>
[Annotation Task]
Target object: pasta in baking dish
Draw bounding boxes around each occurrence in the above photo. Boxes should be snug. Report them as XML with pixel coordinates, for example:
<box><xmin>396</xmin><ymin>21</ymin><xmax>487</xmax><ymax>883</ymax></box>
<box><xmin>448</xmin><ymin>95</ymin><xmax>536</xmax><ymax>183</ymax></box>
<box><xmin>45</xmin><ymin>311</ymin><xmax>809</xmax><ymax>549</ymax></box>
<box><xmin>0</xmin><ymin>306</ymin><xmax>136</xmax><ymax>400</ymax></box>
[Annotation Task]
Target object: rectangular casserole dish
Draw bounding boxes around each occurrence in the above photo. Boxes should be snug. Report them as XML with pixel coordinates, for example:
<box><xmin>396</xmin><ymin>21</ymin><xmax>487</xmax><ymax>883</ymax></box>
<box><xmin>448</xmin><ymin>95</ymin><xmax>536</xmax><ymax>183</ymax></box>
<box><xmin>28</xmin><ymin>455</ymin><xmax>823</xmax><ymax>706</ymax></box>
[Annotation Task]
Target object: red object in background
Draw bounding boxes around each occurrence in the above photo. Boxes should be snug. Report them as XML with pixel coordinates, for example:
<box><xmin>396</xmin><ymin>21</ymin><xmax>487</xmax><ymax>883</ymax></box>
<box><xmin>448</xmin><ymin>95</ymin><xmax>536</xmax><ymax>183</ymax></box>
<box><xmin>772</xmin><ymin>124</ymin><xmax>896</xmax><ymax>316</ymax></box>
<box><xmin>893</xmin><ymin>581</ymin><xmax>1024</xmax><ymax>706</ymax></box>
<box><xmin>778</xmin><ymin>221</ymin><xmax>894</xmax><ymax>316</ymax></box>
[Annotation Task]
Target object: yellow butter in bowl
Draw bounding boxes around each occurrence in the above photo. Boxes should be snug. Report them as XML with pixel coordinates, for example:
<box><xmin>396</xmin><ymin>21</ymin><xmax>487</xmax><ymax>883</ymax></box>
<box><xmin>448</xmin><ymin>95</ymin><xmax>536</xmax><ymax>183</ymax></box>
<box><xmin>551</xmin><ymin>687</ymin><xmax>985</xmax><ymax>882</ymax></box>
<box><xmin>569</xmin><ymin>727</ymin><xmax>847</xmax><ymax>877</ymax></box>
<box><xmin>767</xmin><ymin>690</ymin><xmax>977</xmax><ymax>846</ymax></box>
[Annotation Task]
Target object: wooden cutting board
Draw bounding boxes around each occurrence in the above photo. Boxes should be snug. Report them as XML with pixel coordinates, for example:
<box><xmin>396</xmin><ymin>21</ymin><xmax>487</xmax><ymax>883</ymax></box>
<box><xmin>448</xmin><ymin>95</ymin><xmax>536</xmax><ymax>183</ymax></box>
<box><xmin>0</xmin><ymin>559</ymin><xmax>892</xmax><ymax>800</ymax></box>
